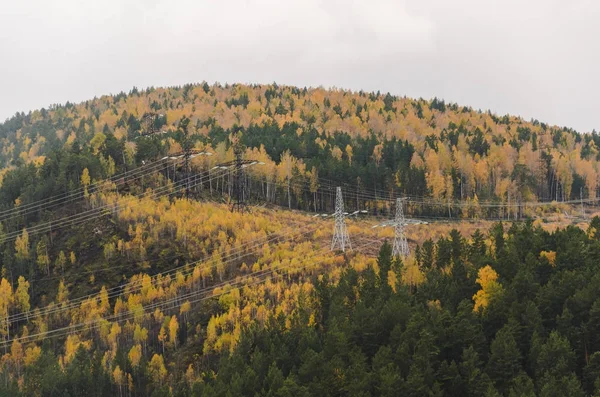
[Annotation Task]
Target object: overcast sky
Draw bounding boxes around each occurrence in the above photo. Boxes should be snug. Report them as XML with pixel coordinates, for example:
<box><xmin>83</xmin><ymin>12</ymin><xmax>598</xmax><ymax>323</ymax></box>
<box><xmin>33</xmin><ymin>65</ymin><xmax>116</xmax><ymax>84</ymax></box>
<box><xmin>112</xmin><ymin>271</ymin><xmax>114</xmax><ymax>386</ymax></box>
<box><xmin>0</xmin><ymin>0</ymin><xmax>598</xmax><ymax>132</ymax></box>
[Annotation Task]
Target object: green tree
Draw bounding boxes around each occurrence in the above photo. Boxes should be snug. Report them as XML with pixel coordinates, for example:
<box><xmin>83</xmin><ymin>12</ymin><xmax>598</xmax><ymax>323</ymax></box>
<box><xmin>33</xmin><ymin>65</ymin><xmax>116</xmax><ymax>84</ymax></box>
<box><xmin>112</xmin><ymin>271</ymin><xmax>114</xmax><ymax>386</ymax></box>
<box><xmin>486</xmin><ymin>325</ymin><xmax>521</xmax><ymax>394</ymax></box>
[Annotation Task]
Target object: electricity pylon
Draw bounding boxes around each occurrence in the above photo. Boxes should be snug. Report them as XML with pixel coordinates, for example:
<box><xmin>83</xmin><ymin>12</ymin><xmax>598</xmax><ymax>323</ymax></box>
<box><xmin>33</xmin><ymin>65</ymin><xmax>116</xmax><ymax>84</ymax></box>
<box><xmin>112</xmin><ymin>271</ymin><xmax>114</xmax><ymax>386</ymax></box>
<box><xmin>135</xmin><ymin>112</ymin><xmax>167</xmax><ymax>140</ymax></box>
<box><xmin>392</xmin><ymin>197</ymin><xmax>409</xmax><ymax>258</ymax></box>
<box><xmin>231</xmin><ymin>141</ymin><xmax>247</xmax><ymax>213</ymax></box>
<box><xmin>214</xmin><ymin>134</ymin><xmax>264</xmax><ymax>212</ymax></box>
<box><xmin>162</xmin><ymin>148</ymin><xmax>212</xmax><ymax>197</ymax></box>
<box><xmin>331</xmin><ymin>187</ymin><xmax>351</xmax><ymax>252</ymax></box>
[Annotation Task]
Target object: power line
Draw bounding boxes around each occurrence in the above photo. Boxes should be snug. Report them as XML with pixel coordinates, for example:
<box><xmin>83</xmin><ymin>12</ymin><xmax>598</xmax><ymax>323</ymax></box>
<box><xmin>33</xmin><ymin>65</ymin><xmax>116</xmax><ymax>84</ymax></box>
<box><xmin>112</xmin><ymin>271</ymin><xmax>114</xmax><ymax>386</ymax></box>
<box><xmin>254</xmin><ymin>173</ymin><xmax>598</xmax><ymax>220</ymax></box>
<box><xmin>0</xmin><ymin>158</ymin><xmax>173</xmax><ymax>224</ymax></box>
<box><xmin>316</xmin><ymin>176</ymin><xmax>600</xmax><ymax>208</ymax></box>
<box><xmin>214</xmin><ymin>135</ymin><xmax>263</xmax><ymax>213</ymax></box>
<box><xmin>0</xmin><ymin>167</ymin><xmax>230</xmax><ymax>244</ymax></box>
<box><xmin>5</xmin><ymin>225</ymin><xmax>319</xmax><ymax>328</ymax></box>
<box><xmin>0</xmin><ymin>233</ymin><xmax>379</xmax><ymax>348</ymax></box>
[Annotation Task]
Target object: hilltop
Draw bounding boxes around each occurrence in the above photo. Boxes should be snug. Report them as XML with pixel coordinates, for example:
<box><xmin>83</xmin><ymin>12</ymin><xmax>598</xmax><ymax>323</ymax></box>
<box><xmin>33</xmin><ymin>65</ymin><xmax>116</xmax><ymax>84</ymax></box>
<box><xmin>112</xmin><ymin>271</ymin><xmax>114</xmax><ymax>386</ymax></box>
<box><xmin>2</xmin><ymin>82</ymin><xmax>599</xmax><ymax>217</ymax></box>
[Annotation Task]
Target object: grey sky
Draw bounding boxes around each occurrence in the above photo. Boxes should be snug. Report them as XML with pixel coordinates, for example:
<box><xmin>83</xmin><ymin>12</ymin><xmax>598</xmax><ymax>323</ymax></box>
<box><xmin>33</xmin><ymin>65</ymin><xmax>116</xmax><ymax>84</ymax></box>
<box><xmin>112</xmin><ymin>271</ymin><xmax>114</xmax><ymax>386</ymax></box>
<box><xmin>0</xmin><ymin>0</ymin><xmax>598</xmax><ymax>132</ymax></box>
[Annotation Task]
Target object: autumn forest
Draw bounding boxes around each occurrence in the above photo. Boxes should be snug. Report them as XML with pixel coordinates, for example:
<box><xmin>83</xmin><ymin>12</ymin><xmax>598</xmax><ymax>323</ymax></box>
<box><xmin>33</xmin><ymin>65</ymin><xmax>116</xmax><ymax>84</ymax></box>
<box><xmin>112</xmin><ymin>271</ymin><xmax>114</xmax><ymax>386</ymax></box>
<box><xmin>0</xmin><ymin>82</ymin><xmax>598</xmax><ymax>396</ymax></box>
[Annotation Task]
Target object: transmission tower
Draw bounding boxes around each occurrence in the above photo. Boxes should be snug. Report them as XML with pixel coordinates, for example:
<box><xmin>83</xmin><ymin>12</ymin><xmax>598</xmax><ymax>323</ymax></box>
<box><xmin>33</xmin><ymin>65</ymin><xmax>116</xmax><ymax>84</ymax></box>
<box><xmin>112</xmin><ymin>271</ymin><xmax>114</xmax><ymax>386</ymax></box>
<box><xmin>137</xmin><ymin>112</ymin><xmax>166</xmax><ymax>139</ymax></box>
<box><xmin>163</xmin><ymin>118</ymin><xmax>212</xmax><ymax>198</ymax></box>
<box><xmin>331</xmin><ymin>187</ymin><xmax>351</xmax><ymax>252</ymax></box>
<box><xmin>231</xmin><ymin>140</ymin><xmax>247</xmax><ymax>213</ymax></box>
<box><xmin>392</xmin><ymin>198</ymin><xmax>409</xmax><ymax>258</ymax></box>
<box><xmin>163</xmin><ymin>148</ymin><xmax>212</xmax><ymax>197</ymax></box>
<box><xmin>214</xmin><ymin>134</ymin><xmax>263</xmax><ymax>212</ymax></box>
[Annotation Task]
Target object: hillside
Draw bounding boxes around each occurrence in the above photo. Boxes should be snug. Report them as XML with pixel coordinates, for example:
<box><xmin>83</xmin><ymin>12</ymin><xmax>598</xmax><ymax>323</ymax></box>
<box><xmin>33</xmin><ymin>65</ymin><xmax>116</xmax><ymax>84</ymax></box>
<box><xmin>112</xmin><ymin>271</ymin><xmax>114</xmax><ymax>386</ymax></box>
<box><xmin>1</xmin><ymin>83</ymin><xmax>599</xmax><ymax>217</ymax></box>
<box><xmin>0</xmin><ymin>83</ymin><xmax>600</xmax><ymax>396</ymax></box>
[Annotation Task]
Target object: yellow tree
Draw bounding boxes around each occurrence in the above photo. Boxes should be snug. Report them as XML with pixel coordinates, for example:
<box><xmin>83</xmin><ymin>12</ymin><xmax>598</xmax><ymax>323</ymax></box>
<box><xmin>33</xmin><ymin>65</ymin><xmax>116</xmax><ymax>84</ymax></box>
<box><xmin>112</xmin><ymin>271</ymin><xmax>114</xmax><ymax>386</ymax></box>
<box><xmin>148</xmin><ymin>354</ymin><xmax>168</xmax><ymax>386</ymax></box>
<box><xmin>345</xmin><ymin>144</ymin><xmax>353</xmax><ymax>165</ymax></box>
<box><xmin>64</xmin><ymin>335</ymin><xmax>91</xmax><ymax>364</ymax></box>
<box><xmin>100</xmin><ymin>155</ymin><xmax>116</xmax><ymax>178</ymax></box>
<box><xmin>128</xmin><ymin>344</ymin><xmax>142</xmax><ymax>369</ymax></box>
<box><xmin>113</xmin><ymin>365</ymin><xmax>125</xmax><ymax>397</ymax></box>
<box><xmin>305</xmin><ymin>168</ymin><xmax>320</xmax><ymax>212</ymax></box>
<box><xmin>169</xmin><ymin>315</ymin><xmax>179</xmax><ymax>347</ymax></box>
<box><xmin>372</xmin><ymin>144</ymin><xmax>383</xmax><ymax>166</ymax></box>
<box><xmin>90</xmin><ymin>132</ymin><xmax>107</xmax><ymax>155</ymax></box>
<box><xmin>158</xmin><ymin>326</ymin><xmax>167</xmax><ymax>354</ymax></box>
<box><xmin>55</xmin><ymin>251</ymin><xmax>67</xmax><ymax>274</ymax></box>
<box><xmin>24</xmin><ymin>345</ymin><xmax>41</xmax><ymax>367</ymax></box>
<box><xmin>81</xmin><ymin>168</ymin><xmax>91</xmax><ymax>198</ymax></box>
<box><xmin>445</xmin><ymin>174</ymin><xmax>454</xmax><ymax>217</ymax></box>
<box><xmin>128</xmin><ymin>374</ymin><xmax>134</xmax><ymax>396</ymax></box>
<box><xmin>371</xmin><ymin>143</ymin><xmax>385</xmax><ymax>200</ymax></box>
<box><xmin>401</xmin><ymin>257</ymin><xmax>424</xmax><ymax>294</ymax></box>
<box><xmin>15</xmin><ymin>276</ymin><xmax>30</xmax><ymax>318</ymax></box>
<box><xmin>331</xmin><ymin>146</ymin><xmax>343</xmax><ymax>161</ymax></box>
<box><xmin>278</xmin><ymin>150</ymin><xmax>297</xmax><ymax>209</ymax></box>
<box><xmin>108</xmin><ymin>322</ymin><xmax>122</xmax><ymax>352</ymax></box>
<box><xmin>57</xmin><ymin>280</ymin><xmax>69</xmax><ymax>308</ymax></box>
<box><xmin>539</xmin><ymin>251</ymin><xmax>556</xmax><ymax>266</ymax></box>
<box><xmin>453</xmin><ymin>148</ymin><xmax>475</xmax><ymax>199</ymax></box>
<box><xmin>36</xmin><ymin>239</ymin><xmax>50</xmax><ymax>275</ymax></box>
<box><xmin>185</xmin><ymin>364</ymin><xmax>195</xmax><ymax>388</ymax></box>
<box><xmin>180</xmin><ymin>301</ymin><xmax>191</xmax><ymax>324</ymax></box>
<box><xmin>99</xmin><ymin>286</ymin><xmax>110</xmax><ymax>315</ymax></box>
<box><xmin>495</xmin><ymin>178</ymin><xmax>511</xmax><ymax>218</ymax></box>
<box><xmin>0</xmin><ymin>278</ymin><xmax>13</xmax><ymax>339</ymax></box>
<box><xmin>11</xmin><ymin>339</ymin><xmax>23</xmax><ymax>377</ymax></box>
<box><xmin>213</xmin><ymin>251</ymin><xmax>225</xmax><ymax>282</ymax></box>
<box><xmin>15</xmin><ymin>229</ymin><xmax>30</xmax><ymax>264</ymax></box>
<box><xmin>552</xmin><ymin>153</ymin><xmax>573</xmax><ymax>201</ymax></box>
<box><xmin>133</xmin><ymin>324</ymin><xmax>148</xmax><ymax>353</ymax></box>
<box><xmin>473</xmin><ymin>265</ymin><xmax>503</xmax><ymax>312</ymax></box>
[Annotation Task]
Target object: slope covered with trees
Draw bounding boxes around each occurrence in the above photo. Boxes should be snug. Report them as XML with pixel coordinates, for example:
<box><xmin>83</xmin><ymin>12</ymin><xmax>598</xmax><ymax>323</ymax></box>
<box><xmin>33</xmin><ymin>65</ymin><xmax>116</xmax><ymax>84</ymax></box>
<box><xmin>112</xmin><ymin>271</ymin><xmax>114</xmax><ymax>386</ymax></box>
<box><xmin>1</xmin><ymin>82</ymin><xmax>599</xmax><ymax>396</ymax></box>
<box><xmin>2</xmin><ymin>215</ymin><xmax>600</xmax><ymax>396</ymax></box>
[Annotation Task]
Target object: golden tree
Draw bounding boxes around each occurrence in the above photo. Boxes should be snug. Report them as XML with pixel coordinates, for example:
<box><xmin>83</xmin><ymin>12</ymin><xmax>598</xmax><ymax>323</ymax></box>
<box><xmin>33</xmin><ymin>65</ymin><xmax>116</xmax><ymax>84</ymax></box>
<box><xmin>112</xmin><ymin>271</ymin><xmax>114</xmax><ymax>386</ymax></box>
<box><xmin>15</xmin><ymin>229</ymin><xmax>30</xmax><ymax>264</ymax></box>
<box><xmin>169</xmin><ymin>315</ymin><xmax>179</xmax><ymax>347</ymax></box>
<box><xmin>148</xmin><ymin>354</ymin><xmax>168</xmax><ymax>386</ymax></box>
<box><xmin>128</xmin><ymin>344</ymin><xmax>142</xmax><ymax>369</ymax></box>
<box><xmin>15</xmin><ymin>276</ymin><xmax>30</xmax><ymax>318</ymax></box>
<box><xmin>473</xmin><ymin>265</ymin><xmax>503</xmax><ymax>312</ymax></box>
<box><xmin>81</xmin><ymin>167</ymin><xmax>91</xmax><ymax>198</ymax></box>
<box><xmin>0</xmin><ymin>278</ymin><xmax>13</xmax><ymax>339</ymax></box>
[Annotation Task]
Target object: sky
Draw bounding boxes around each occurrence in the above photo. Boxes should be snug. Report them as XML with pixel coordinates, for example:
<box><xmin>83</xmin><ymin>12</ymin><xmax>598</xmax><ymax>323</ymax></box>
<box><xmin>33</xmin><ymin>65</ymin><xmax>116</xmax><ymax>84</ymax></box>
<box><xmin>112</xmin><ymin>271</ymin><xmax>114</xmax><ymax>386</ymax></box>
<box><xmin>0</xmin><ymin>0</ymin><xmax>598</xmax><ymax>132</ymax></box>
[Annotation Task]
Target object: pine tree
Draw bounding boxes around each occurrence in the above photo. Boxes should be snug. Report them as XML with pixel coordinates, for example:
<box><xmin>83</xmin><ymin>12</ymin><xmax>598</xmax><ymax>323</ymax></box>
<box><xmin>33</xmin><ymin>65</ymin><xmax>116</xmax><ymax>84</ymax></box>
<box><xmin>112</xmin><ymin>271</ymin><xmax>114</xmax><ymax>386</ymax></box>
<box><xmin>486</xmin><ymin>326</ymin><xmax>521</xmax><ymax>394</ymax></box>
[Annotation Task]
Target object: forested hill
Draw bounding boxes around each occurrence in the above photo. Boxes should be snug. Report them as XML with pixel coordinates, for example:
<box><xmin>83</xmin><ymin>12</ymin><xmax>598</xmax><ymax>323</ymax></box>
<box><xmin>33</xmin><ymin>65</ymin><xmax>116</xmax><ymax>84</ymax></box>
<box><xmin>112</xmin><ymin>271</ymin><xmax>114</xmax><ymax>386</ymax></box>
<box><xmin>1</xmin><ymin>82</ymin><xmax>599</xmax><ymax>215</ymax></box>
<box><xmin>2</xmin><ymin>83</ymin><xmax>600</xmax><ymax>396</ymax></box>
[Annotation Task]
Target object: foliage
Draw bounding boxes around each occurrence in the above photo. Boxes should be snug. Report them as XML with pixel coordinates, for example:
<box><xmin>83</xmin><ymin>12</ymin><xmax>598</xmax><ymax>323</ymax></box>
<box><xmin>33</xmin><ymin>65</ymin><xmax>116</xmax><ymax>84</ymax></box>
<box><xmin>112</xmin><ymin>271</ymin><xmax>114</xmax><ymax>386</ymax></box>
<box><xmin>1</xmin><ymin>82</ymin><xmax>600</xmax><ymax>395</ymax></box>
<box><xmin>0</xmin><ymin>215</ymin><xmax>596</xmax><ymax>395</ymax></box>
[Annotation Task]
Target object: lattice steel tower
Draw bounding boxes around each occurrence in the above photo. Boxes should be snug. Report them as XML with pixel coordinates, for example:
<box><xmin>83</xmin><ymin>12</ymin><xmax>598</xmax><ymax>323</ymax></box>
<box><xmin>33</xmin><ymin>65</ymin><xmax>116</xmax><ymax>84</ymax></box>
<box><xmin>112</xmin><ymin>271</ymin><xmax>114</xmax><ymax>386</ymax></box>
<box><xmin>230</xmin><ymin>139</ymin><xmax>247</xmax><ymax>213</ymax></box>
<box><xmin>214</xmin><ymin>134</ymin><xmax>263</xmax><ymax>213</ymax></box>
<box><xmin>331</xmin><ymin>187</ymin><xmax>351</xmax><ymax>252</ymax></box>
<box><xmin>392</xmin><ymin>197</ymin><xmax>409</xmax><ymax>258</ymax></box>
